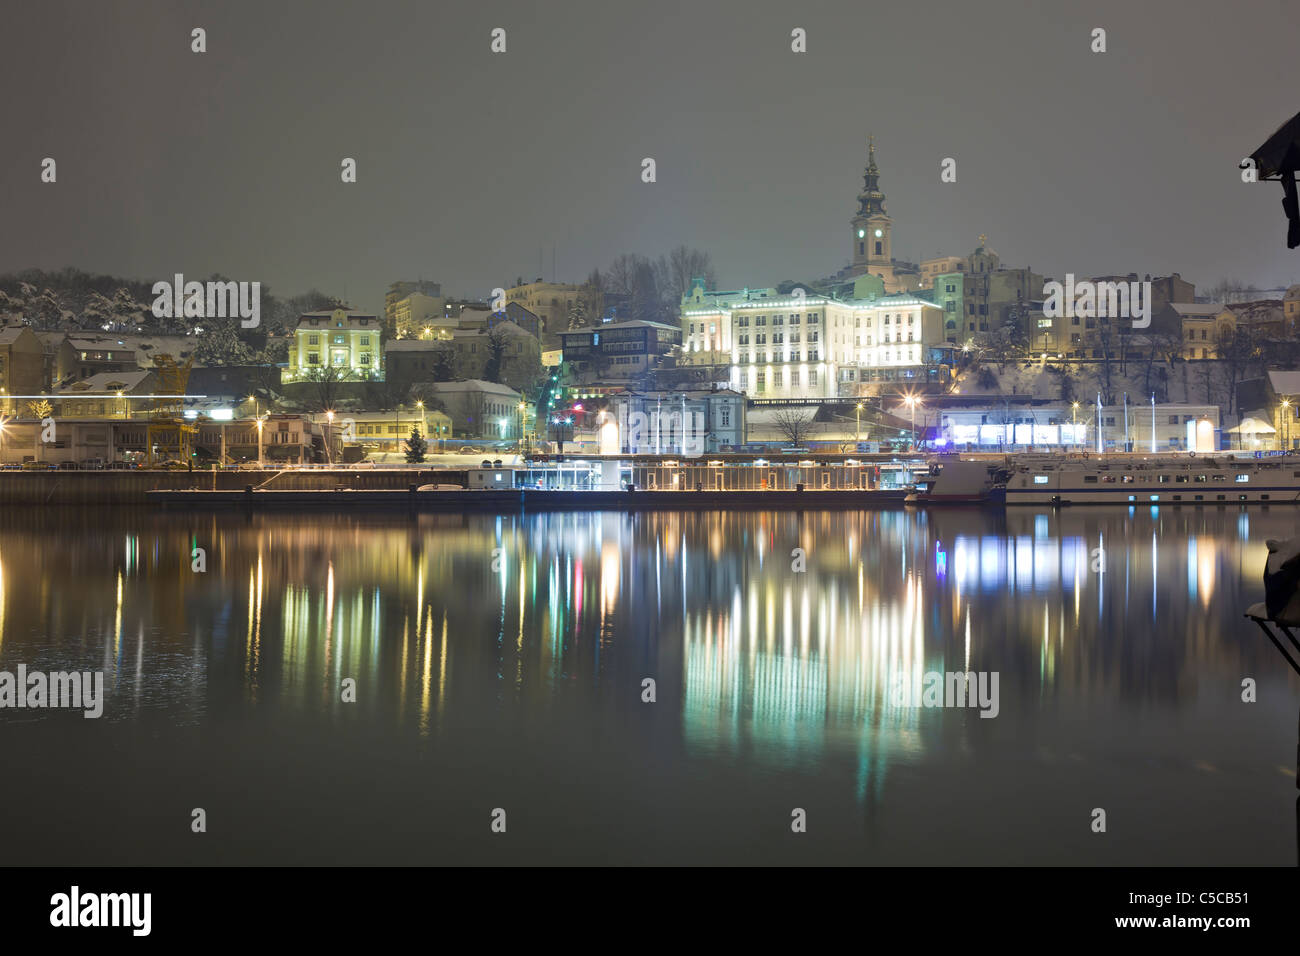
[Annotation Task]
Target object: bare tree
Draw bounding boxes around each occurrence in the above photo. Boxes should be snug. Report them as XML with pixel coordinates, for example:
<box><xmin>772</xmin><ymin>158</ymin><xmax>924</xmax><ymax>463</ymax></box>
<box><xmin>771</xmin><ymin>407</ymin><xmax>819</xmax><ymax>446</ymax></box>
<box><xmin>660</xmin><ymin>245</ymin><xmax>716</xmax><ymax>302</ymax></box>
<box><xmin>1094</xmin><ymin>321</ymin><xmax>1117</xmax><ymax>406</ymax></box>
<box><xmin>301</xmin><ymin>364</ymin><xmax>353</xmax><ymax>411</ymax></box>
<box><xmin>483</xmin><ymin>325</ymin><xmax>510</xmax><ymax>383</ymax></box>
<box><xmin>1216</xmin><ymin>326</ymin><xmax>1259</xmax><ymax>417</ymax></box>
<box><xmin>1206</xmin><ymin>277</ymin><xmax>1263</xmax><ymax>305</ymax></box>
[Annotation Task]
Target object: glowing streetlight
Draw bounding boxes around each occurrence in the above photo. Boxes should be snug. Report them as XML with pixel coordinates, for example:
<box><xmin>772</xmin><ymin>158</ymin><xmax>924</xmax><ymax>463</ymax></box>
<box><xmin>1282</xmin><ymin>399</ymin><xmax>1292</xmax><ymax>451</ymax></box>
<box><xmin>255</xmin><ymin>414</ymin><xmax>265</xmax><ymax>468</ymax></box>
<box><xmin>1071</xmin><ymin>401</ymin><xmax>1080</xmax><ymax>445</ymax></box>
<box><xmin>903</xmin><ymin>394</ymin><xmax>922</xmax><ymax>451</ymax></box>
<box><xmin>325</xmin><ymin>409</ymin><xmax>335</xmax><ymax>465</ymax></box>
<box><xmin>855</xmin><ymin>402</ymin><xmax>864</xmax><ymax>443</ymax></box>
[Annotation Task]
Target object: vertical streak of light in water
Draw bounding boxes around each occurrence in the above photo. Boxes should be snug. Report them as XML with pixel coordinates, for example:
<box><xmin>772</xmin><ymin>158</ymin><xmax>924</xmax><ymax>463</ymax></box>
<box><xmin>324</xmin><ymin>563</ymin><xmax>335</xmax><ymax>699</ymax></box>
<box><xmin>681</xmin><ymin>532</ymin><xmax>687</xmax><ymax>629</ymax></box>
<box><xmin>964</xmin><ymin>607</ymin><xmax>970</xmax><ymax>671</ymax></box>
<box><xmin>399</xmin><ymin>614</ymin><xmax>408</xmax><ymax>721</ymax></box>
<box><xmin>113</xmin><ymin>570</ymin><xmax>123</xmax><ymax>685</ymax></box>
<box><xmin>246</xmin><ymin>567</ymin><xmax>255</xmax><ymax>686</ymax></box>
<box><xmin>1152</xmin><ymin>530</ymin><xmax>1158</xmax><ymax>621</ymax></box>
<box><xmin>135</xmin><ymin>622</ymin><xmax>144</xmax><ymax>715</ymax></box>
<box><xmin>420</xmin><ymin>606</ymin><xmax>432</xmax><ymax>734</ymax></box>
<box><xmin>517</xmin><ymin>562</ymin><xmax>525</xmax><ymax>690</ymax></box>
<box><xmin>1097</xmin><ymin>531</ymin><xmax>1104</xmax><ymax>621</ymax></box>
<box><xmin>254</xmin><ymin>553</ymin><xmax>264</xmax><ymax>693</ymax></box>
<box><xmin>438</xmin><ymin>609</ymin><xmax>448</xmax><ymax>721</ymax></box>
<box><xmin>655</xmin><ymin>540</ymin><xmax>661</xmax><ymax>617</ymax></box>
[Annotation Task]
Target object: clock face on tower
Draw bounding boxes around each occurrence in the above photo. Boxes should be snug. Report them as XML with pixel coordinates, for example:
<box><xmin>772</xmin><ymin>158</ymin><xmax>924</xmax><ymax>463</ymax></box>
<box><xmin>875</xmin><ymin>229</ymin><xmax>883</xmax><ymax>238</ymax></box>
<box><xmin>857</xmin><ymin>229</ymin><xmax>865</xmax><ymax>238</ymax></box>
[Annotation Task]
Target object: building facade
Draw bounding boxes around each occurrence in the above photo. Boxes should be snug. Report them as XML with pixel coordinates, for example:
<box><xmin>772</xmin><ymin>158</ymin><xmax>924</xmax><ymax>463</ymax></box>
<box><xmin>681</xmin><ymin>291</ymin><xmax>949</xmax><ymax>401</ymax></box>
<box><xmin>607</xmin><ymin>388</ymin><xmax>747</xmax><ymax>454</ymax></box>
<box><xmin>0</xmin><ymin>325</ymin><xmax>46</xmax><ymax>404</ymax></box>
<box><xmin>421</xmin><ymin>379</ymin><xmax>524</xmax><ymax>439</ymax></box>
<box><xmin>286</xmin><ymin>308</ymin><xmax>384</xmax><ymax>382</ymax></box>
<box><xmin>504</xmin><ymin>280</ymin><xmax>586</xmax><ymax>344</ymax></box>
<box><xmin>937</xmin><ymin>402</ymin><xmax>1220</xmax><ymax>451</ymax></box>
<box><xmin>389</xmin><ymin>292</ymin><xmax>446</xmax><ymax>338</ymax></box>
<box><xmin>560</xmin><ymin>320</ymin><xmax>681</xmax><ymax>383</ymax></box>
<box><xmin>385</xmin><ymin>280</ymin><xmax>442</xmax><ymax>337</ymax></box>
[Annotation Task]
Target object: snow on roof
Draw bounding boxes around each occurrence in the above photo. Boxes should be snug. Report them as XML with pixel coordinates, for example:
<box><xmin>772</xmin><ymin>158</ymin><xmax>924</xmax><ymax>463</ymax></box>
<box><xmin>1268</xmin><ymin>369</ymin><xmax>1300</xmax><ymax>396</ymax></box>
<box><xmin>55</xmin><ymin>370</ymin><xmax>153</xmax><ymax>393</ymax></box>
<box><xmin>425</xmin><ymin>379</ymin><xmax>521</xmax><ymax>397</ymax></box>
<box><xmin>1169</xmin><ymin>303</ymin><xmax>1223</xmax><ymax>316</ymax></box>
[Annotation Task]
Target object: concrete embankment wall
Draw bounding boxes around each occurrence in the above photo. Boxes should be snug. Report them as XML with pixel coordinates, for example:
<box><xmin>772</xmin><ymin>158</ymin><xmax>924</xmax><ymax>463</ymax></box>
<box><xmin>0</xmin><ymin>470</ymin><xmax>466</xmax><ymax>506</ymax></box>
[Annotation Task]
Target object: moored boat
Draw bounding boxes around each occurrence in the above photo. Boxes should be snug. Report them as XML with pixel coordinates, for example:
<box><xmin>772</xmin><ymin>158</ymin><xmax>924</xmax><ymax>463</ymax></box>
<box><xmin>1002</xmin><ymin>454</ymin><xmax>1300</xmax><ymax>505</ymax></box>
<box><xmin>905</xmin><ymin>458</ymin><xmax>1007</xmax><ymax>505</ymax></box>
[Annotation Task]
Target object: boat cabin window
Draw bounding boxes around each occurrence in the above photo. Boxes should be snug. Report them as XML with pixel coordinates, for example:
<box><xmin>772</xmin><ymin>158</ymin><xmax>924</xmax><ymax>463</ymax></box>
<box><xmin>1158</xmin><ymin>475</ymin><xmax>1170</xmax><ymax>483</ymax></box>
<box><xmin>1213</xmin><ymin>475</ymin><xmax>1227</xmax><ymax>482</ymax></box>
<box><xmin>1101</xmin><ymin>475</ymin><xmax>1116</xmax><ymax>483</ymax></box>
<box><xmin>1033</xmin><ymin>475</ymin><xmax>1049</xmax><ymax>484</ymax></box>
<box><xmin>1175</xmin><ymin>475</ymin><xmax>1189</xmax><ymax>483</ymax></box>
<box><xmin>1235</xmin><ymin>474</ymin><xmax>1249</xmax><ymax>483</ymax></box>
<box><xmin>1121</xmin><ymin>475</ymin><xmax>1134</xmax><ymax>483</ymax></box>
<box><xmin>1084</xmin><ymin>476</ymin><xmax>1098</xmax><ymax>483</ymax></box>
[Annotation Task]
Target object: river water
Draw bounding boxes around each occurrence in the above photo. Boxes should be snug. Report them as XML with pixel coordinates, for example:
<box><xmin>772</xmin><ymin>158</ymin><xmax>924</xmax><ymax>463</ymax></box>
<box><xmin>1</xmin><ymin>505</ymin><xmax>1296</xmax><ymax>864</ymax></box>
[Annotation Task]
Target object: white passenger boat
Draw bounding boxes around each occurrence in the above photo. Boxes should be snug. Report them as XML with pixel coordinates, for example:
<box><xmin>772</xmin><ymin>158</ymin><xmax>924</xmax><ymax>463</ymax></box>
<box><xmin>1002</xmin><ymin>454</ymin><xmax>1300</xmax><ymax>505</ymax></box>
<box><xmin>905</xmin><ymin>458</ymin><xmax>1009</xmax><ymax>505</ymax></box>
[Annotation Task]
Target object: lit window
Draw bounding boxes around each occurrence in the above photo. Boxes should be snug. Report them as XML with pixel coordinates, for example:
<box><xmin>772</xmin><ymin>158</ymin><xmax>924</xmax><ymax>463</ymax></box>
<box><xmin>1033</xmin><ymin>475</ymin><xmax>1049</xmax><ymax>484</ymax></box>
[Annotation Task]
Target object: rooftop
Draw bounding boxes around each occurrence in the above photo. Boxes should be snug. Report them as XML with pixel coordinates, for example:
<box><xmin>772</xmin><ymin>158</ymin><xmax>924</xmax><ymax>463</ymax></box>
<box><xmin>55</xmin><ymin>370</ymin><xmax>153</xmax><ymax>393</ymax></box>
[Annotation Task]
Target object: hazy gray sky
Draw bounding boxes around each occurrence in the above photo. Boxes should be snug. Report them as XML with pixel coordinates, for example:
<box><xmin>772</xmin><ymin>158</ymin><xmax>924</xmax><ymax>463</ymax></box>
<box><xmin>2</xmin><ymin>0</ymin><xmax>1298</xmax><ymax>316</ymax></box>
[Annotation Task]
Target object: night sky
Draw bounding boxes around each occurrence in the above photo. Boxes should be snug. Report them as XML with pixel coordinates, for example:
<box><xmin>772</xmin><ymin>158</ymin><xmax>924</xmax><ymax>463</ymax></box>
<box><xmin>2</xmin><ymin>0</ymin><xmax>1297</xmax><ymax>315</ymax></box>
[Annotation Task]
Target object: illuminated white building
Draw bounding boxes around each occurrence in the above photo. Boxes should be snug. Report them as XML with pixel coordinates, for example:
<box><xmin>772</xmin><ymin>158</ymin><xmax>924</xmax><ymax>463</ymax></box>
<box><xmin>681</xmin><ymin>291</ymin><xmax>948</xmax><ymax>400</ymax></box>
<box><xmin>937</xmin><ymin>403</ymin><xmax>1220</xmax><ymax>451</ymax></box>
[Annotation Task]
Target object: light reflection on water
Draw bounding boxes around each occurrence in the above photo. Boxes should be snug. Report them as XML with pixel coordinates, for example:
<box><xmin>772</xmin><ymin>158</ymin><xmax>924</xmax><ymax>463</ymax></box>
<box><xmin>0</xmin><ymin>506</ymin><xmax>1295</xmax><ymax>864</ymax></box>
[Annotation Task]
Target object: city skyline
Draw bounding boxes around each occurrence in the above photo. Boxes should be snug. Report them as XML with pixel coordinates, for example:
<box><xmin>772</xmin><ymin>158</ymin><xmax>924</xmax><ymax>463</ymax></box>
<box><xmin>1</xmin><ymin>0</ymin><xmax>1297</xmax><ymax>317</ymax></box>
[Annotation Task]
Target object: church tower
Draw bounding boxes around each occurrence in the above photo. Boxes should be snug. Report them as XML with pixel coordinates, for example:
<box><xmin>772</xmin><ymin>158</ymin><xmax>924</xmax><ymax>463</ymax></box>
<box><xmin>850</xmin><ymin>137</ymin><xmax>893</xmax><ymax>276</ymax></box>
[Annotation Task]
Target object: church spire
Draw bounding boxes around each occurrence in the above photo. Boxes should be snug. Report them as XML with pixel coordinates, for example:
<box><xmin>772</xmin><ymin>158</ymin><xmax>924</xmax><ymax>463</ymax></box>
<box><xmin>858</xmin><ymin>135</ymin><xmax>886</xmax><ymax>217</ymax></box>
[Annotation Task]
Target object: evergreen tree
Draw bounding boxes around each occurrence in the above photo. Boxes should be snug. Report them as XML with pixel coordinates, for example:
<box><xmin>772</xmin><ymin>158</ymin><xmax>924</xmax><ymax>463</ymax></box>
<box><xmin>404</xmin><ymin>426</ymin><xmax>428</xmax><ymax>463</ymax></box>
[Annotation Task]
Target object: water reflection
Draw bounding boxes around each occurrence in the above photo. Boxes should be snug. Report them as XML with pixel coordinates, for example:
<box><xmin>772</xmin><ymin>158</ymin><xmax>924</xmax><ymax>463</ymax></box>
<box><xmin>0</xmin><ymin>507</ymin><xmax>1294</xmax><ymax>812</ymax></box>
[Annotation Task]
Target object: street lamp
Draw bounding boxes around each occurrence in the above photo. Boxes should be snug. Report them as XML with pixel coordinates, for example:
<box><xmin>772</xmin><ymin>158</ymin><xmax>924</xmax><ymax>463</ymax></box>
<box><xmin>1150</xmin><ymin>393</ymin><xmax>1157</xmax><ymax>454</ymax></box>
<box><xmin>1282</xmin><ymin>399</ymin><xmax>1291</xmax><ymax>451</ymax></box>
<box><xmin>518</xmin><ymin>401</ymin><xmax>527</xmax><ymax>450</ymax></box>
<box><xmin>1071</xmin><ymin>401</ymin><xmax>1080</xmax><ymax>445</ymax></box>
<box><xmin>325</xmin><ymin>409</ymin><xmax>335</xmax><ymax>465</ymax></box>
<box><xmin>255</xmin><ymin>414</ymin><xmax>265</xmax><ymax>468</ymax></box>
<box><xmin>855</xmin><ymin>402</ymin><xmax>863</xmax><ymax>443</ymax></box>
<box><xmin>903</xmin><ymin>394</ymin><xmax>921</xmax><ymax>451</ymax></box>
